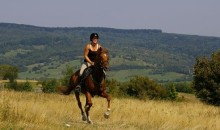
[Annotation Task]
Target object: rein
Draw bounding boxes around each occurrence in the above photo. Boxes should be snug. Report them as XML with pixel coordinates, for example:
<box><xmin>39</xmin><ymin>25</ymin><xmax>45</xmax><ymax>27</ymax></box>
<box><xmin>90</xmin><ymin>50</ymin><xmax>108</xmax><ymax>90</ymax></box>
<box><xmin>91</xmin><ymin>64</ymin><xmax>105</xmax><ymax>86</ymax></box>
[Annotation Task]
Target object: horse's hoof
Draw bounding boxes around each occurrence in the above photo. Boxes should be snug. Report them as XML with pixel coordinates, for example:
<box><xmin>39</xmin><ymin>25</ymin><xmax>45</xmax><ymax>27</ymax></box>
<box><xmin>86</xmin><ymin>116</ymin><xmax>93</xmax><ymax>124</ymax></box>
<box><xmin>87</xmin><ymin>120</ymin><xmax>93</xmax><ymax>124</ymax></box>
<box><xmin>82</xmin><ymin>113</ymin><xmax>87</xmax><ymax>121</ymax></box>
<box><xmin>104</xmin><ymin>112</ymin><xmax>110</xmax><ymax>119</ymax></box>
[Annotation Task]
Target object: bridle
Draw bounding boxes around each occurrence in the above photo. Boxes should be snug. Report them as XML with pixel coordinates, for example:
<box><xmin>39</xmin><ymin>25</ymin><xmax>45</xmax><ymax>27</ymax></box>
<box><xmin>95</xmin><ymin>51</ymin><xmax>109</xmax><ymax>71</ymax></box>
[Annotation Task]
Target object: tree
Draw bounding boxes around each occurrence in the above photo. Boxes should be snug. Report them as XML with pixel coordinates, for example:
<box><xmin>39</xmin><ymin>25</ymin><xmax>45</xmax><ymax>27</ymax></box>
<box><xmin>193</xmin><ymin>52</ymin><xmax>220</xmax><ymax>106</ymax></box>
<box><xmin>0</xmin><ymin>65</ymin><xmax>18</xmax><ymax>82</ymax></box>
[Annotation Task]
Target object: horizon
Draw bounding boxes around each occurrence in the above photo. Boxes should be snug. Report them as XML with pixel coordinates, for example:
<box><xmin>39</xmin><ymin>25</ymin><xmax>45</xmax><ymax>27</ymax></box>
<box><xmin>2</xmin><ymin>22</ymin><xmax>219</xmax><ymax>38</ymax></box>
<box><xmin>1</xmin><ymin>0</ymin><xmax>220</xmax><ymax>37</ymax></box>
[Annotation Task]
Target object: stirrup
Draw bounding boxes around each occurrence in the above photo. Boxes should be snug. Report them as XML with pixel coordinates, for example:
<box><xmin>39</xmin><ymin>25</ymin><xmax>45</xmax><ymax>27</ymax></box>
<box><xmin>75</xmin><ymin>85</ymin><xmax>81</xmax><ymax>93</ymax></box>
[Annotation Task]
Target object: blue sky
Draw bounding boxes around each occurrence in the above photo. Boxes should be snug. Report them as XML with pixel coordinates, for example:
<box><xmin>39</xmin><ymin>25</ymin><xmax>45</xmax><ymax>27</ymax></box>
<box><xmin>0</xmin><ymin>0</ymin><xmax>220</xmax><ymax>37</ymax></box>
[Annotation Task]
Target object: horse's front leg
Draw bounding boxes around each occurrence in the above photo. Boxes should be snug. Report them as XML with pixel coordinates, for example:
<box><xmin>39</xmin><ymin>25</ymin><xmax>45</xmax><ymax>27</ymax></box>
<box><xmin>75</xmin><ymin>92</ymin><xmax>87</xmax><ymax>121</ymax></box>
<box><xmin>100</xmin><ymin>91</ymin><xmax>111</xmax><ymax>119</ymax></box>
<box><xmin>85</xmin><ymin>92</ymin><xmax>93</xmax><ymax>124</ymax></box>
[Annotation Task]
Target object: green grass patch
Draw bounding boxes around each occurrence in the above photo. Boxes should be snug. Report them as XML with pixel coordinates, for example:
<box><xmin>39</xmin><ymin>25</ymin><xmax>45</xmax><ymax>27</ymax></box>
<box><xmin>108</xmin><ymin>69</ymin><xmax>186</xmax><ymax>82</ymax></box>
<box><xmin>3</xmin><ymin>49</ymin><xmax>31</xmax><ymax>58</ymax></box>
<box><xmin>18</xmin><ymin>57</ymin><xmax>187</xmax><ymax>82</ymax></box>
<box><xmin>19</xmin><ymin>60</ymin><xmax>81</xmax><ymax>80</ymax></box>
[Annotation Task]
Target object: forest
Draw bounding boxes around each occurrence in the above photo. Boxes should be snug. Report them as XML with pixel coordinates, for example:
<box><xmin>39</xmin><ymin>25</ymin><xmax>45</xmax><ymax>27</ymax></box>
<box><xmin>1</xmin><ymin>23</ymin><xmax>220</xmax><ymax>82</ymax></box>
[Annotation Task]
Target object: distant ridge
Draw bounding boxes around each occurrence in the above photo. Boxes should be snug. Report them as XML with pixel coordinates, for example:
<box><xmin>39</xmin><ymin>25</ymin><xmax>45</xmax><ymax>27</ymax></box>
<box><xmin>0</xmin><ymin>22</ymin><xmax>163</xmax><ymax>33</ymax></box>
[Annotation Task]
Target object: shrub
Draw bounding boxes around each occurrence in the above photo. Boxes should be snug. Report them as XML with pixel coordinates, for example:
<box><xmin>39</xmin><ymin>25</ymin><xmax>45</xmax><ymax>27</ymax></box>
<box><xmin>21</xmin><ymin>81</ymin><xmax>32</xmax><ymax>91</ymax></box>
<box><xmin>5</xmin><ymin>81</ymin><xmax>32</xmax><ymax>91</ymax></box>
<box><xmin>5</xmin><ymin>81</ymin><xmax>18</xmax><ymax>90</ymax></box>
<box><xmin>193</xmin><ymin>52</ymin><xmax>220</xmax><ymax>106</ymax></box>
<box><xmin>60</xmin><ymin>65</ymin><xmax>74</xmax><ymax>86</ymax></box>
<box><xmin>120</xmin><ymin>76</ymin><xmax>173</xmax><ymax>100</ymax></box>
<box><xmin>175</xmin><ymin>82</ymin><xmax>194</xmax><ymax>93</ymax></box>
<box><xmin>42</xmin><ymin>79</ymin><xmax>58</xmax><ymax>93</ymax></box>
<box><xmin>163</xmin><ymin>82</ymin><xmax>178</xmax><ymax>100</ymax></box>
<box><xmin>106</xmin><ymin>79</ymin><xmax>122</xmax><ymax>97</ymax></box>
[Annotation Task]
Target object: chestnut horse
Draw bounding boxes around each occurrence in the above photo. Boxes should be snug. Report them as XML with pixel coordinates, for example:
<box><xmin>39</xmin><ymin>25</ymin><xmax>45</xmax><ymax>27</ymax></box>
<box><xmin>60</xmin><ymin>48</ymin><xmax>111</xmax><ymax>124</ymax></box>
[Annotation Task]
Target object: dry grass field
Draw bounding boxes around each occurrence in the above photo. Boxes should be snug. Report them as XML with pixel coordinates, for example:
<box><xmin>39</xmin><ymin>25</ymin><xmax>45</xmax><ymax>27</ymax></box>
<box><xmin>0</xmin><ymin>90</ymin><xmax>220</xmax><ymax>130</ymax></box>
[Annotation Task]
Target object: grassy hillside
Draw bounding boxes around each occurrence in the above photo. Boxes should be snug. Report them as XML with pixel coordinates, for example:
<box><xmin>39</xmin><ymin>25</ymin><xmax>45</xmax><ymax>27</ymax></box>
<box><xmin>1</xmin><ymin>90</ymin><xmax>220</xmax><ymax>130</ymax></box>
<box><xmin>1</xmin><ymin>23</ymin><xmax>220</xmax><ymax>82</ymax></box>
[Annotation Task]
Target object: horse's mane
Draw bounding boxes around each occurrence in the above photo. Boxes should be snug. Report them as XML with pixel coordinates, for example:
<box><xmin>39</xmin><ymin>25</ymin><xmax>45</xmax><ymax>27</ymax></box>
<box><xmin>94</xmin><ymin>47</ymin><xmax>108</xmax><ymax>63</ymax></box>
<box><xmin>97</xmin><ymin>47</ymin><xmax>108</xmax><ymax>55</ymax></box>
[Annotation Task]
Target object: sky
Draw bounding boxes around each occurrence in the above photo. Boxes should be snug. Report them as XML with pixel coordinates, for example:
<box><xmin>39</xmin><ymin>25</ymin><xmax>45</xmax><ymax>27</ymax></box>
<box><xmin>0</xmin><ymin>0</ymin><xmax>220</xmax><ymax>37</ymax></box>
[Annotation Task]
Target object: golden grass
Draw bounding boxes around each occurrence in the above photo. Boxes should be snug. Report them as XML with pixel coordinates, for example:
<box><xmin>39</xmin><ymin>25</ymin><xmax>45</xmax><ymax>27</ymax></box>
<box><xmin>0</xmin><ymin>90</ymin><xmax>220</xmax><ymax>130</ymax></box>
<box><xmin>0</xmin><ymin>80</ymin><xmax>38</xmax><ymax>83</ymax></box>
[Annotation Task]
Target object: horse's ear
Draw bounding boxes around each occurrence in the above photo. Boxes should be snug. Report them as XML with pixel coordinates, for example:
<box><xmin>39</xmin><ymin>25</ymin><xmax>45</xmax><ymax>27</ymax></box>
<box><xmin>98</xmin><ymin>47</ymin><xmax>108</xmax><ymax>54</ymax></box>
<box><xmin>105</xmin><ymin>49</ymin><xmax>108</xmax><ymax>53</ymax></box>
<box><xmin>100</xmin><ymin>47</ymin><xmax>108</xmax><ymax>53</ymax></box>
<box><xmin>103</xmin><ymin>48</ymin><xmax>108</xmax><ymax>53</ymax></box>
<box><xmin>97</xmin><ymin>47</ymin><xmax>102</xmax><ymax>54</ymax></box>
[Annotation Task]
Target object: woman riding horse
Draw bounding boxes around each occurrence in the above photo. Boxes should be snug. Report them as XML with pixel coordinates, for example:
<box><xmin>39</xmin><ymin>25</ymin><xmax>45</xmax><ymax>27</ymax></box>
<box><xmin>59</xmin><ymin>33</ymin><xmax>111</xmax><ymax>124</ymax></box>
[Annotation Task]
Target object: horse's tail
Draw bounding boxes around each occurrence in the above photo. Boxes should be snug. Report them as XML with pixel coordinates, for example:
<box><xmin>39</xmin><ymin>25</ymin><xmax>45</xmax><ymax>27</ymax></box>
<box><xmin>56</xmin><ymin>85</ymin><xmax>72</xmax><ymax>95</ymax></box>
<box><xmin>57</xmin><ymin>71</ymin><xmax>79</xmax><ymax>95</ymax></box>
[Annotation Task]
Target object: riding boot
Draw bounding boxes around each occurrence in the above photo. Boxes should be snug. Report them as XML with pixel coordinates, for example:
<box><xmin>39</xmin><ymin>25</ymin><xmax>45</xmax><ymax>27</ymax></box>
<box><xmin>75</xmin><ymin>75</ymin><xmax>82</xmax><ymax>93</ymax></box>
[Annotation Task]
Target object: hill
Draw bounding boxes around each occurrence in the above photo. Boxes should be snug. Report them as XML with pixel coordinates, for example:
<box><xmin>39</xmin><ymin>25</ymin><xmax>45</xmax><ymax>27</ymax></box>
<box><xmin>1</xmin><ymin>23</ymin><xmax>220</xmax><ymax>82</ymax></box>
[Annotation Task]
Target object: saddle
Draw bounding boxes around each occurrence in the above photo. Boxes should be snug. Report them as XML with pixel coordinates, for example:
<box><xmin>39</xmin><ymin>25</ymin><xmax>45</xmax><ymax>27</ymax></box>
<box><xmin>80</xmin><ymin>67</ymin><xmax>106</xmax><ymax>87</ymax></box>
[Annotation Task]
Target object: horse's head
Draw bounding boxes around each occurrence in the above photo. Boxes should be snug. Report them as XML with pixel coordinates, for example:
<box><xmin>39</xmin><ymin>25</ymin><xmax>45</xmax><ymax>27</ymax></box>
<box><xmin>95</xmin><ymin>48</ymin><xmax>109</xmax><ymax>71</ymax></box>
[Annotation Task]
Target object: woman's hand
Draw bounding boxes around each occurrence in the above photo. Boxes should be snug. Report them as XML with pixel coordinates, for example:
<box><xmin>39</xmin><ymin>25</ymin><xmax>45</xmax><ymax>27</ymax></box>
<box><xmin>91</xmin><ymin>62</ymin><xmax>95</xmax><ymax>66</ymax></box>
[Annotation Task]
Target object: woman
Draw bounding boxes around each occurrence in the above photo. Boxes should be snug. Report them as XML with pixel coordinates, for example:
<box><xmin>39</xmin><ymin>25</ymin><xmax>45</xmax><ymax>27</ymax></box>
<box><xmin>75</xmin><ymin>33</ymin><xmax>102</xmax><ymax>93</ymax></box>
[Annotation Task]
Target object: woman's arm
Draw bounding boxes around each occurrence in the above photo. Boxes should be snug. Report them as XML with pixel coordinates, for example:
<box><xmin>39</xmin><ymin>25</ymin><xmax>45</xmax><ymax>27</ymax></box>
<box><xmin>84</xmin><ymin>44</ymin><xmax>94</xmax><ymax>65</ymax></box>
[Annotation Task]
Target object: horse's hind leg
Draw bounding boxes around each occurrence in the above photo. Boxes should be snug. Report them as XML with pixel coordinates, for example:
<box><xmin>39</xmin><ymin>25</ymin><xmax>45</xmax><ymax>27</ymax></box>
<box><xmin>75</xmin><ymin>92</ymin><xmax>87</xmax><ymax>121</ymax></box>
